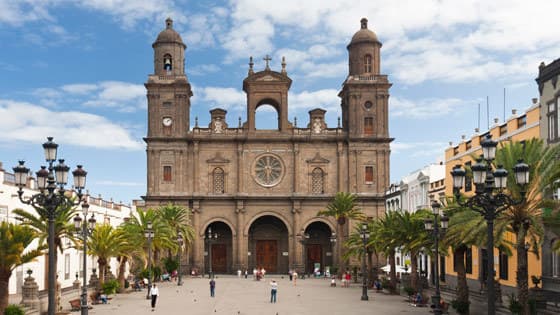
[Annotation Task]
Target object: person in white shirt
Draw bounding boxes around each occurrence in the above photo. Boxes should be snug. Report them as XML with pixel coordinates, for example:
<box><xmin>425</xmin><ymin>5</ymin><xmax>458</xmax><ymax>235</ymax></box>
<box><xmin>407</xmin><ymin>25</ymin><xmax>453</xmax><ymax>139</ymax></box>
<box><xmin>270</xmin><ymin>280</ymin><xmax>278</xmax><ymax>303</ymax></box>
<box><xmin>149</xmin><ymin>284</ymin><xmax>159</xmax><ymax>311</ymax></box>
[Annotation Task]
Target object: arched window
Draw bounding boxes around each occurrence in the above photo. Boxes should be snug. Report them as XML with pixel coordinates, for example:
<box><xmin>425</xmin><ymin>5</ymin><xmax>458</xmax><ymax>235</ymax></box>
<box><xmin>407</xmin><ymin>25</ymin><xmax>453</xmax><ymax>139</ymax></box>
<box><xmin>311</xmin><ymin>167</ymin><xmax>324</xmax><ymax>194</ymax></box>
<box><xmin>213</xmin><ymin>167</ymin><xmax>225</xmax><ymax>194</ymax></box>
<box><xmin>364</xmin><ymin>54</ymin><xmax>372</xmax><ymax>73</ymax></box>
<box><xmin>163</xmin><ymin>54</ymin><xmax>173</xmax><ymax>71</ymax></box>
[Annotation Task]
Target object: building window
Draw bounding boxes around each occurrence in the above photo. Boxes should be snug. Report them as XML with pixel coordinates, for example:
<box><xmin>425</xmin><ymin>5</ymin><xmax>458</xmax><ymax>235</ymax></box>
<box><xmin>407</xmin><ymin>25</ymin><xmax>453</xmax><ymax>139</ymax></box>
<box><xmin>311</xmin><ymin>168</ymin><xmax>325</xmax><ymax>194</ymax></box>
<box><xmin>453</xmin><ymin>146</ymin><xmax>459</xmax><ymax>155</ymax></box>
<box><xmin>499</xmin><ymin>124</ymin><xmax>507</xmax><ymax>136</ymax></box>
<box><xmin>163</xmin><ymin>166</ymin><xmax>172</xmax><ymax>181</ymax></box>
<box><xmin>465</xmin><ymin>140</ymin><xmax>472</xmax><ymax>150</ymax></box>
<box><xmin>163</xmin><ymin>101</ymin><xmax>172</xmax><ymax>107</ymax></box>
<box><xmin>64</xmin><ymin>254</ymin><xmax>70</xmax><ymax>280</ymax></box>
<box><xmin>499</xmin><ymin>249</ymin><xmax>508</xmax><ymax>280</ymax></box>
<box><xmin>548</xmin><ymin>102</ymin><xmax>558</xmax><ymax>141</ymax></box>
<box><xmin>453</xmin><ymin>249</ymin><xmax>462</xmax><ymax>272</ymax></box>
<box><xmin>365</xmin><ymin>166</ymin><xmax>374</xmax><ymax>183</ymax></box>
<box><xmin>163</xmin><ymin>54</ymin><xmax>172</xmax><ymax>71</ymax></box>
<box><xmin>517</xmin><ymin>115</ymin><xmax>527</xmax><ymax>128</ymax></box>
<box><xmin>464</xmin><ymin>161</ymin><xmax>472</xmax><ymax>192</ymax></box>
<box><xmin>466</xmin><ymin>247</ymin><xmax>473</xmax><ymax>274</ymax></box>
<box><xmin>553</xmin><ymin>240</ymin><xmax>560</xmax><ymax>277</ymax></box>
<box><xmin>364</xmin><ymin>54</ymin><xmax>372</xmax><ymax>73</ymax></box>
<box><xmin>213</xmin><ymin>167</ymin><xmax>225</xmax><ymax>194</ymax></box>
<box><xmin>364</xmin><ymin>117</ymin><xmax>374</xmax><ymax>135</ymax></box>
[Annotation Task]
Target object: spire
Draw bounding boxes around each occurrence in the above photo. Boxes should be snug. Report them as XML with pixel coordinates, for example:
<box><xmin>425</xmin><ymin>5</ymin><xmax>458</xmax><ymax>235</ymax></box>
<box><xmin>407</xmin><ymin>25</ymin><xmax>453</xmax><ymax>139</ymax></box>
<box><xmin>281</xmin><ymin>56</ymin><xmax>287</xmax><ymax>74</ymax></box>
<box><xmin>248</xmin><ymin>56</ymin><xmax>254</xmax><ymax>75</ymax></box>
<box><xmin>166</xmin><ymin>17</ymin><xmax>173</xmax><ymax>29</ymax></box>
<box><xmin>263</xmin><ymin>54</ymin><xmax>271</xmax><ymax>71</ymax></box>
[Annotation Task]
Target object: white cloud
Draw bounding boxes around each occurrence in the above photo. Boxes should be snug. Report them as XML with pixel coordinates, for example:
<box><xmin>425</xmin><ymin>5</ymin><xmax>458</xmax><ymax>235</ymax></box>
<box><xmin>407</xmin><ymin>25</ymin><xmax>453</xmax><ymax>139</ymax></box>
<box><xmin>189</xmin><ymin>64</ymin><xmax>221</xmax><ymax>76</ymax></box>
<box><xmin>391</xmin><ymin>141</ymin><xmax>447</xmax><ymax>158</ymax></box>
<box><xmin>390</xmin><ymin>96</ymin><xmax>470</xmax><ymax>119</ymax></box>
<box><xmin>0</xmin><ymin>99</ymin><xmax>143</xmax><ymax>150</ymax></box>
<box><xmin>61</xmin><ymin>84</ymin><xmax>99</xmax><ymax>94</ymax></box>
<box><xmin>197</xmin><ymin>86</ymin><xmax>246</xmax><ymax>110</ymax></box>
<box><xmin>289</xmin><ymin>89</ymin><xmax>339</xmax><ymax>111</ymax></box>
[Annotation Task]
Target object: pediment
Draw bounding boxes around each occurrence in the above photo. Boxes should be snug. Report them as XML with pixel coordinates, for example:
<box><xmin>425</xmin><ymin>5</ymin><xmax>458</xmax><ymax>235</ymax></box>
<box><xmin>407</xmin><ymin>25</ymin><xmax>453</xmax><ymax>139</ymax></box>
<box><xmin>306</xmin><ymin>152</ymin><xmax>330</xmax><ymax>164</ymax></box>
<box><xmin>206</xmin><ymin>152</ymin><xmax>230</xmax><ymax>164</ymax></box>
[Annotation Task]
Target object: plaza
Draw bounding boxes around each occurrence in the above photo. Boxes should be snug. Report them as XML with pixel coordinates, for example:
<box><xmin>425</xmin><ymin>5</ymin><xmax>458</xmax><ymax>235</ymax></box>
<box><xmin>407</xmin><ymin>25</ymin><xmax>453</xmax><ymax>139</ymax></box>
<box><xmin>82</xmin><ymin>276</ymin><xmax>434</xmax><ymax>315</ymax></box>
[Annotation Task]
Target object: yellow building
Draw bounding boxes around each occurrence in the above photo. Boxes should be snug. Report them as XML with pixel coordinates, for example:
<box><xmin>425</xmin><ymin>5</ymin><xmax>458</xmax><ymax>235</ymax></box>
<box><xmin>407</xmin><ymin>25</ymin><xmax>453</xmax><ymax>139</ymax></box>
<box><xmin>442</xmin><ymin>101</ymin><xmax>541</xmax><ymax>295</ymax></box>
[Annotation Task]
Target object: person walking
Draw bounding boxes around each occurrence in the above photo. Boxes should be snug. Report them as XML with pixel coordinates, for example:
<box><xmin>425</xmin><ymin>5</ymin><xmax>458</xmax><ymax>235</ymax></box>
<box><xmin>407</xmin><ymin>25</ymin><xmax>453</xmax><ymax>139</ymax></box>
<box><xmin>292</xmin><ymin>271</ymin><xmax>298</xmax><ymax>286</ymax></box>
<box><xmin>149</xmin><ymin>284</ymin><xmax>159</xmax><ymax>311</ymax></box>
<box><xmin>209</xmin><ymin>278</ymin><xmax>216</xmax><ymax>297</ymax></box>
<box><xmin>270</xmin><ymin>280</ymin><xmax>278</xmax><ymax>303</ymax></box>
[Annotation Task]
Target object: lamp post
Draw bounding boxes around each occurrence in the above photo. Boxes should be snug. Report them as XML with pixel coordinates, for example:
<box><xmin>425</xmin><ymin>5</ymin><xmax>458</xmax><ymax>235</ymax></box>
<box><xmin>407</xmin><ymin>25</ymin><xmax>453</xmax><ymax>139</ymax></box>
<box><xmin>298</xmin><ymin>229</ymin><xmax>310</xmax><ymax>276</ymax></box>
<box><xmin>424</xmin><ymin>200</ymin><xmax>449</xmax><ymax>315</ymax></box>
<box><xmin>12</xmin><ymin>137</ymin><xmax>87</xmax><ymax>315</ymax></box>
<box><xmin>73</xmin><ymin>202</ymin><xmax>96</xmax><ymax>315</ymax></box>
<box><xmin>205</xmin><ymin>227</ymin><xmax>218</xmax><ymax>278</ymax></box>
<box><xmin>450</xmin><ymin>134</ymin><xmax>530</xmax><ymax>315</ymax></box>
<box><xmin>177</xmin><ymin>232</ymin><xmax>184</xmax><ymax>286</ymax></box>
<box><xmin>360</xmin><ymin>223</ymin><xmax>370</xmax><ymax>301</ymax></box>
<box><xmin>144</xmin><ymin>221</ymin><xmax>154</xmax><ymax>299</ymax></box>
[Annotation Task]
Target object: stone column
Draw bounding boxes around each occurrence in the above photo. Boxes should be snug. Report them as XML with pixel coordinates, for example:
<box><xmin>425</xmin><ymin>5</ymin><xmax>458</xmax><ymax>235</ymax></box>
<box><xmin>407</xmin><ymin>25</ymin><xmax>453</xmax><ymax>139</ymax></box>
<box><xmin>21</xmin><ymin>271</ymin><xmax>40</xmax><ymax>312</ymax></box>
<box><xmin>235</xmin><ymin>200</ymin><xmax>245</xmax><ymax>270</ymax></box>
<box><xmin>291</xmin><ymin>201</ymin><xmax>301</xmax><ymax>270</ymax></box>
<box><xmin>191</xmin><ymin>203</ymin><xmax>201</xmax><ymax>272</ymax></box>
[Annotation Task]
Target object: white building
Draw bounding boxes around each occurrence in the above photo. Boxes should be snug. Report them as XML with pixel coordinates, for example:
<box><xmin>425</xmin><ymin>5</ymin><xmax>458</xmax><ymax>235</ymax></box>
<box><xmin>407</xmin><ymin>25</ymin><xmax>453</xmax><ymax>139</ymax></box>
<box><xmin>0</xmin><ymin>162</ymin><xmax>133</xmax><ymax>296</ymax></box>
<box><xmin>384</xmin><ymin>162</ymin><xmax>445</xmax><ymax>278</ymax></box>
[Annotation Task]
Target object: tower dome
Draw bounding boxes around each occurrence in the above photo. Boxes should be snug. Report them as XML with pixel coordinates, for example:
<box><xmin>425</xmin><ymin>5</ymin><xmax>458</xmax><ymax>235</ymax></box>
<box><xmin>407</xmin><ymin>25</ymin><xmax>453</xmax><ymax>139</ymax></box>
<box><xmin>153</xmin><ymin>17</ymin><xmax>185</xmax><ymax>48</ymax></box>
<box><xmin>348</xmin><ymin>18</ymin><xmax>380</xmax><ymax>48</ymax></box>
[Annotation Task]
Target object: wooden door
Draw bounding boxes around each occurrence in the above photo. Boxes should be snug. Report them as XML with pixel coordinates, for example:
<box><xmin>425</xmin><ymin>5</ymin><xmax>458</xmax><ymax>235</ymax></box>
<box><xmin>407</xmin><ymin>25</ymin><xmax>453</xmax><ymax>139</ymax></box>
<box><xmin>212</xmin><ymin>244</ymin><xmax>227</xmax><ymax>273</ymax></box>
<box><xmin>256</xmin><ymin>240</ymin><xmax>277</xmax><ymax>273</ymax></box>
<box><xmin>307</xmin><ymin>244</ymin><xmax>322</xmax><ymax>274</ymax></box>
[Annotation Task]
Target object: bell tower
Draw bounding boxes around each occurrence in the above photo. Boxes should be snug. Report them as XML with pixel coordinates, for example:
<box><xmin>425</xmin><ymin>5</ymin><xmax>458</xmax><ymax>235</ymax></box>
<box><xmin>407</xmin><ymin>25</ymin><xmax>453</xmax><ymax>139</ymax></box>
<box><xmin>145</xmin><ymin>17</ymin><xmax>192</xmax><ymax>139</ymax></box>
<box><xmin>339</xmin><ymin>18</ymin><xmax>391</xmax><ymax>138</ymax></box>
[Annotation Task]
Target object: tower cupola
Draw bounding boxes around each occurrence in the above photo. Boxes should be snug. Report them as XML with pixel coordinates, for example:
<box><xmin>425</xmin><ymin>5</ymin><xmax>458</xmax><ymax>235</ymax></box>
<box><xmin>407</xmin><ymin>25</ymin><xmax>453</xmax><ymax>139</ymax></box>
<box><xmin>152</xmin><ymin>18</ymin><xmax>186</xmax><ymax>75</ymax></box>
<box><xmin>347</xmin><ymin>18</ymin><xmax>382</xmax><ymax>76</ymax></box>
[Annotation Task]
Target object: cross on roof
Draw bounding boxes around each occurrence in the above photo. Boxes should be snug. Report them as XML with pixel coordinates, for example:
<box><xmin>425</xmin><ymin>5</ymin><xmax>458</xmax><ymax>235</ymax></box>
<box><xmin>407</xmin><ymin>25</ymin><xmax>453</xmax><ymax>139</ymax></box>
<box><xmin>263</xmin><ymin>55</ymin><xmax>272</xmax><ymax>70</ymax></box>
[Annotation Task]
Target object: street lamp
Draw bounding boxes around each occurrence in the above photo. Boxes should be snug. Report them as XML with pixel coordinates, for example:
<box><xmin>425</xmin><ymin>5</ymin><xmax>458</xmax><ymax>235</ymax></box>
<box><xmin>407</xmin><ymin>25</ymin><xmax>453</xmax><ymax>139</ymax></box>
<box><xmin>12</xmin><ymin>137</ymin><xmax>87</xmax><ymax>315</ymax></box>
<box><xmin>360</xmin><ymin>223</ymin><xmax>370</xmax><ymax>301</ymax></box>
<box><xmin>205</xmin><ymin>227</ymin><xmax>218</xmax><ymax>278</ymax></box>
<box><xmin>73</xmin><ymin>202</ymin><xmax>96</xmax><ymax>315</ymax></box>
<box><xmin>144</xmin><ymin>221</ymin><xmax>154</xmax><ymax>299</ymax></box>
<box><xmin>297</xmin><ymin>229</ymin><xmax>310</xmax><ymax>276</ymax></box>
<box><xmin>177</xmin><ymin>232</ymin><xmax>184</xmax><ymax>286</ymax></box>
<box><xmin>424</xmin><ymin>200</ymin><xmax>449</xmax><ymax>315</ymax></box>
<box><xmin>450</xmin><ymin>134</ymin><xmax>529</xmax><ymax>315</ymax></box>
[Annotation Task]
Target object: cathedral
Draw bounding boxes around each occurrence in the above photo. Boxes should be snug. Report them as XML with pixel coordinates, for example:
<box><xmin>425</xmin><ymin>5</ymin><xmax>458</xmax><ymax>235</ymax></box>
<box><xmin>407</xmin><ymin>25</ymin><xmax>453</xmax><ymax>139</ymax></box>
<box><xmin>143</xmin><ymin>17</ymin><xmax>392</xmax><ymax>274</ymax></box>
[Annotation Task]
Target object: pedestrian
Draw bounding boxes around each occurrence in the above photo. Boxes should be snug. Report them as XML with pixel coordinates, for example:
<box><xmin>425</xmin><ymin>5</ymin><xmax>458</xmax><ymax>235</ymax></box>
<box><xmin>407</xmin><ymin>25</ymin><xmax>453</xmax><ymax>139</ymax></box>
<box><xmin>209</xmin><ymin>278</ymin><xmax>216</xmax><ymax>297</ymax></box>
<box><xmin>244</xmin><ymin>269</ymin><xmax>248</xmax><ymax>279</ymax></box>
<box><xmin>292</xmin><ymin>271</ymin><xmax>298</xmax><ymax>286</ymax></box>
<box><xmin>270</xmin><ymin>280</ymin><xmax>278</xmax><ymax>303</ymax></box>
<box><xmin>237</xmin><ymin>269</ymin><xmax>242</xmax><ymax>278</ymax></box>
<box><xmin>149</xmin><ymin>284</ymin><xmax>159</xmax><ymax>311</ymax></box>
<box><xmin>289</xmin><ymin>269</ymin><xmax>293</xmax><ymax>281</ymax></box>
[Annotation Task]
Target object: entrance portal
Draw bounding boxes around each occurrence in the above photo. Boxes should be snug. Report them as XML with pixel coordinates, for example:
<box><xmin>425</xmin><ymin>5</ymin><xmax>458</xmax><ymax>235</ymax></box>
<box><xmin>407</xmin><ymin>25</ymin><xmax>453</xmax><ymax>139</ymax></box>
<box><xmin>256</xmin><ymin>240</ymin><xmax>278</xmax><ymax>272</ymax></box>
<box><xmin>204</xmin><ymin>221</ymin><xmax>233</xmax><ymax>274</ymax></box>
<box><xmin>303</xmin><ymin>221</ymin><xmax>335</xmax><ymax>275</ymax></box>
<box><xmin>248</xmin><ymin>215</ymin><xmax>289</xmax><ymax>273</ymax></box>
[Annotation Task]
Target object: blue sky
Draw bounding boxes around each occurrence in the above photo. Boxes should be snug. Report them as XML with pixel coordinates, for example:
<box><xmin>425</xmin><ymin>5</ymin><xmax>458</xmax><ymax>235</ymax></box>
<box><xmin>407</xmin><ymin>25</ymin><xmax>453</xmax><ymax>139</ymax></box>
<box><xmin>1</xmin><ymin>0</ymin><xmax>559</xmax><ymax>204</ymax></box>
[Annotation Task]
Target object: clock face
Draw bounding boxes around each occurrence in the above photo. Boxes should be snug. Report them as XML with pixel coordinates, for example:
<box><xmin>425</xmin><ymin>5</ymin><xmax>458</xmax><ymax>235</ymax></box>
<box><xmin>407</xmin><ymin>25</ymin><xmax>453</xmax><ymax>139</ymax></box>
<box><xmin>163</xmin><ymin>117</ymin><xmax>173</xmax><ymax>127</ymax></box>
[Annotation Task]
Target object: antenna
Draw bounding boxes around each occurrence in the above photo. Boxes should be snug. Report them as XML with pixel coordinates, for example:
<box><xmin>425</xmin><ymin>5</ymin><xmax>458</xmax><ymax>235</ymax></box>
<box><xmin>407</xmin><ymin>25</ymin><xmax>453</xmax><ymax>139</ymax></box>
<box><xmin>486</xmin><ymin>96</ymin><xmax>490</xmax><ymax>129</ymax></box>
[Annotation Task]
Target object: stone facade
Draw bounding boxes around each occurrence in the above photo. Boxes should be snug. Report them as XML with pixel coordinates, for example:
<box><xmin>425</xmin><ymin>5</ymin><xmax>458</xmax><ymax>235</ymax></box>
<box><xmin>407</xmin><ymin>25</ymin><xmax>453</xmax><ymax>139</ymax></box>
<box><xmin>144</xmin><ymin>18</ymin><xmax>392</xmax><ymax>274</ymax></box>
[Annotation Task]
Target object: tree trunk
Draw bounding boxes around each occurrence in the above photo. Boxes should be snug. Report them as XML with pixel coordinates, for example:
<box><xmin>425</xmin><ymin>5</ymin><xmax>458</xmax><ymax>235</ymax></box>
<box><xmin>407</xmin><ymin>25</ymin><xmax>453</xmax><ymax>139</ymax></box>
<box><xmin>455</xmin><ymin>246</ymin><xmax>470</xmax><ymax>315</ymax></box>
<box><xmin>117</xmin><ymin>256</ymin><xmax>128</xmax><ymax>292</ymax></box>
<box><xmin>389</xmin><ymin>250</ymin><xmax>397</xmax><ymax>294</ymax></box>
<box><xmin>98</xmin><ymin>258</ymin><xmax>107</xmax><ymax>286</ymax></box>
<box><xmin>0</xmin><ymin>271</ymin><xmax>12</xmax><ymax>315</ymax></box>
<box><xmin>516</xmin><ymin>234</ymin><xmax>529</xmax><ymax>315</ymax></box>
<box><xmin>410</xmin><ymin>252</ymin><xmax>419</xmax><ymax>292</ymax></box>
<box><xmin>338</xmin><ymin>223</ymin><xmax>347</xmax><ymax>275</ymax></box>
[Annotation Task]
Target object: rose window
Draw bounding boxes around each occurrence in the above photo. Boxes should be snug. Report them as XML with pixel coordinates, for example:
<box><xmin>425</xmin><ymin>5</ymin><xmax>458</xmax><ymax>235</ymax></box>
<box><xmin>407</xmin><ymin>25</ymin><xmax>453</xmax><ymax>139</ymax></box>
<box><xmin>254</xmin><ymin>155</ymin><xmax>283</xmax><ymax>187</ymax></box>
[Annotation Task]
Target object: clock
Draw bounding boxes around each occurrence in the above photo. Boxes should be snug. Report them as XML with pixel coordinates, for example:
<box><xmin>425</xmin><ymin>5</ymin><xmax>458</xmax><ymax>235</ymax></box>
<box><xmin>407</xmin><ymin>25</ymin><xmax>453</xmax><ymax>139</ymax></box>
<box><xmin>162</xmin><ymin>117</ymin><xmax>173</xmax><ymax>127</ymax></box>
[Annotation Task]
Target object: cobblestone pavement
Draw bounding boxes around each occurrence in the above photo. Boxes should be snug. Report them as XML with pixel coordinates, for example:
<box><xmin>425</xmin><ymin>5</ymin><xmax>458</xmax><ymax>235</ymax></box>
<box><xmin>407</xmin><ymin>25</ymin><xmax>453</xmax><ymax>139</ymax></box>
<box><xmin>83</xmin><ymin>275</ymin><xmax>439</xmax><ymax>315</ymax></box>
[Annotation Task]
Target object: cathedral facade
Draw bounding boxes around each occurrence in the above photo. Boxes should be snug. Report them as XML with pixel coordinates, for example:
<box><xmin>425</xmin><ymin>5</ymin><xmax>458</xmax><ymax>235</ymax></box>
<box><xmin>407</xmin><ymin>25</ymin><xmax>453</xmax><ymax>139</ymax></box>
<box><xmin>144</xmin><ymin>18</ymin><xmax>392</xmax><ymax>274</ymax></box>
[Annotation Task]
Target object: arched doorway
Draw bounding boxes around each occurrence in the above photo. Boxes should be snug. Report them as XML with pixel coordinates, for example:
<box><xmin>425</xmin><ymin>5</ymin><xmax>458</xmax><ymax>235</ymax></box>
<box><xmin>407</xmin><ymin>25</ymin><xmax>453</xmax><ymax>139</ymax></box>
<box><xmin>204</xmin><ymin>221</ymin><xmax>233</xmax><ymax>274</ymax></box>
<box><xmin>303</xmin><ymin>221</ymin><xmax>335</xmax><ymax>275</ymax></box>
<box><xmin>248</xmin><ymin>215</ymin><xmax>289</xmax><ymax>273</ymax></box>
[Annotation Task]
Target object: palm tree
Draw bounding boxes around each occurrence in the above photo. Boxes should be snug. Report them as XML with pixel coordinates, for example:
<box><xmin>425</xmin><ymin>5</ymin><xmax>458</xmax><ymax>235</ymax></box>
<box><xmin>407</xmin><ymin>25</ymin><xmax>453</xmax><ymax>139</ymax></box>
<box><xmin>115</xmin><ymin>222</ymin><xmax>144</xmax><ymax>290</ymax></box>
<box><xmin>156</xmin><ymin>204</ymin><xmax>195</xmax><ymax>257</ymax></box>
<box><xmin>398</xmin><ymin>210</ymin><xmax>431</xmax><ymax>293</ymax></box>
<box><xmin>0</xmin><ymin>222</ymin><xmax>43</xmax><ymax>313</ymax></box>
<box><xmin>370</xmin><ymin>210</ymin><xmax>401</xmax><ymax>293</ymax></box>
<box><xmin>344</xmin><ymin>220</ymin><xmax>375</xmax><ymax>285</ymax></box>
<box><xmin>318</xmin><ymin>192</ymin><xmax>365</xmax><ymax>273</ymax></box>
<box><xmin>12</xmin><ymin>203</ymin><xmax>77</xmax><ymax>287</ymax></box>
<box><xmin>492</xmin><ymin>138</ymin><xmax>560</xmax><ymax>314</ymax></box>
<box><xmin>87</xmin><ymin>223</ymin><xmax>128</xmax><ymax>285</ymax></box>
